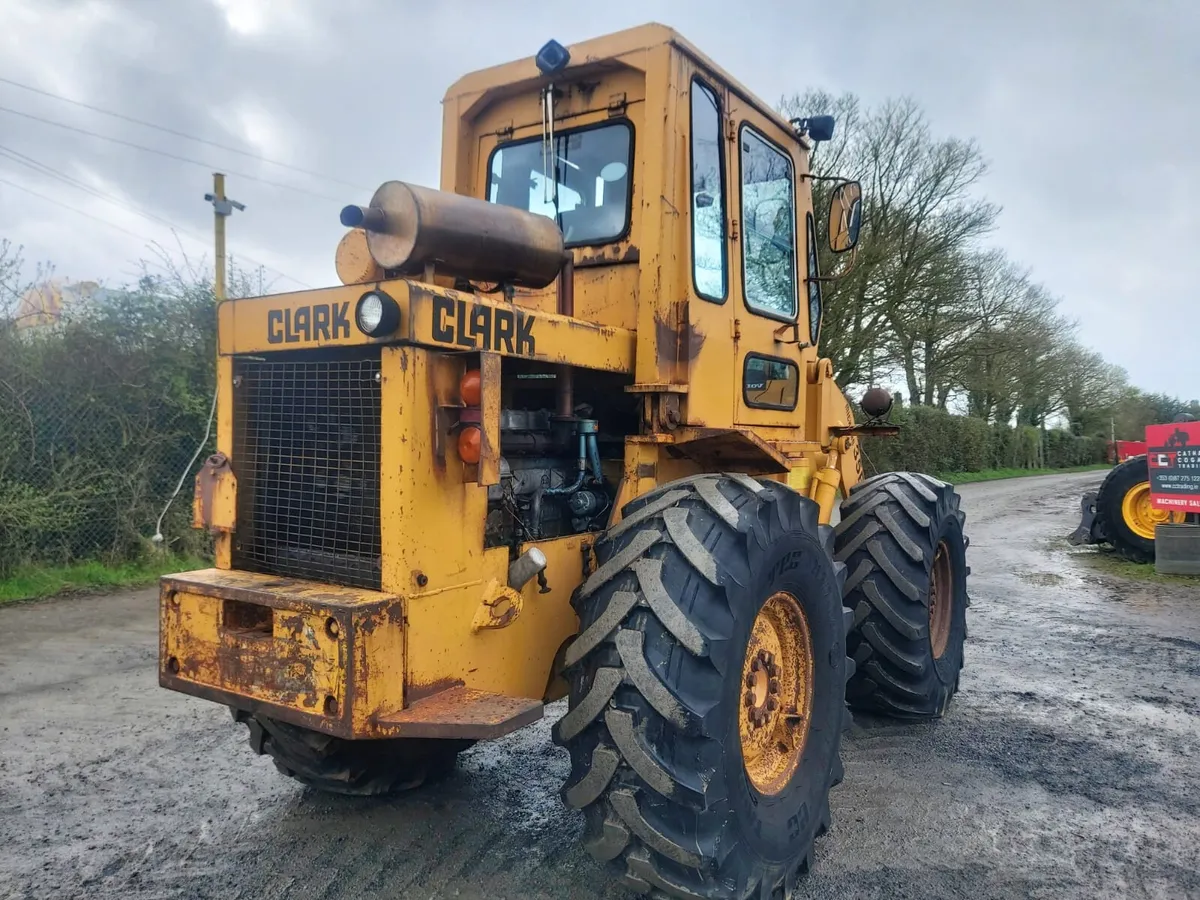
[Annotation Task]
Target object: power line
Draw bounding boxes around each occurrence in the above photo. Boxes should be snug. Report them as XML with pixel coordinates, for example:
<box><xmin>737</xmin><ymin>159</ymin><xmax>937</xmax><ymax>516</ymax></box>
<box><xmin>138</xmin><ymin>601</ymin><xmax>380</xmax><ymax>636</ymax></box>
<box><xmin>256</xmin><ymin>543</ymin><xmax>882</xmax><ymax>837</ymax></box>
<box><xmin>0</xmin><ymin>144</ymin><xmax>309</xmax><ymax>288</ymax></box>
<box><xmin>0</xmin><ymin>104</ymin><xmax>346</xmax><ymax>203</ymax></box>
<box><xmin>0</xmin><ymin>144</ymin><xmax>192</xmax><ymax>235</ymax></box>
<box><xmin>0</xmin><ymin>75</ymin><xmax>369</xmax><ymax>192</ymax></box>
<box><xmin>0</xmin><ymin>175</ymin><xmax>156</xmax><ymax>243</ymax></box>
<box><xmin>0</xmin><ymin>168</ymin><xmax>311</xmax><ymax>289</ymax></box>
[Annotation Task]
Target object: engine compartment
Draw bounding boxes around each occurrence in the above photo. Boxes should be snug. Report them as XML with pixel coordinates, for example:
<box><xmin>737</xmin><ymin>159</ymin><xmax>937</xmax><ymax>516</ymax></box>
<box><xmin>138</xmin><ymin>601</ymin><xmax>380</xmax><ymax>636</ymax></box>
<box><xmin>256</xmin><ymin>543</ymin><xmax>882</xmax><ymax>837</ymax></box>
<box><xmin>484</xmin><ymin>366</ymin><xmax>634</xmax><ymax>553</ymax></box>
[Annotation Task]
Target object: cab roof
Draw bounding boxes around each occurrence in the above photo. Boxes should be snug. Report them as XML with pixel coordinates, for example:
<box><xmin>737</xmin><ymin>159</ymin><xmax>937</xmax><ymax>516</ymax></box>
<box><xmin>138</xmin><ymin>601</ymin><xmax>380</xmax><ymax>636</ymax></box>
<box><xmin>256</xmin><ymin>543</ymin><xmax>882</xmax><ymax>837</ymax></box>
<box><xmin>443</xmin><ymin>22</ymin><xmax>807</xmax><ymax>148</ymax></box>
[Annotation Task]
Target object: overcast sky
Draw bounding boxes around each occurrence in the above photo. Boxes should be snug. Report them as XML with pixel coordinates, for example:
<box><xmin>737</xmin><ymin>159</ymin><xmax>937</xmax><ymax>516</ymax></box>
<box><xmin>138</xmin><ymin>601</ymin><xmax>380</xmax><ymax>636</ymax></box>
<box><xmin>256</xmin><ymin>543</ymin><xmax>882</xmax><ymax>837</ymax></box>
<box><xmin>1</xmin><ymin>0</ymin><xmax>1196</xmax><ymax>398</ymax></box>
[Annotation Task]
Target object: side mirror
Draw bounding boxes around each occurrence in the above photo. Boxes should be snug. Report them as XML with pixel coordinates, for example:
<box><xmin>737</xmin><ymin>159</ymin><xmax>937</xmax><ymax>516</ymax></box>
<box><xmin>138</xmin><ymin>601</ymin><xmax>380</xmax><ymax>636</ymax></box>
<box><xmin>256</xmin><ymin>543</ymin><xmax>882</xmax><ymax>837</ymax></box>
<box><xmin>828</xmin><ymin>180</ymin><xmax>863</xmax><ymax>253</ymax></box>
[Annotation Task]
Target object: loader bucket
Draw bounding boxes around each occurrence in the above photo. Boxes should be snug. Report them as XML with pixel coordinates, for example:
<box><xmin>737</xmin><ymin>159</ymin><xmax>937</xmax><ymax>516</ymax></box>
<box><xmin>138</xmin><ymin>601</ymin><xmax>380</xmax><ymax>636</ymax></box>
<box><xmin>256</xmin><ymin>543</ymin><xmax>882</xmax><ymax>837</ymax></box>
<box><xmin>1068</xmin><ymin>491</ymin><xmax>1100</xmax><ymax>546</ymax></box>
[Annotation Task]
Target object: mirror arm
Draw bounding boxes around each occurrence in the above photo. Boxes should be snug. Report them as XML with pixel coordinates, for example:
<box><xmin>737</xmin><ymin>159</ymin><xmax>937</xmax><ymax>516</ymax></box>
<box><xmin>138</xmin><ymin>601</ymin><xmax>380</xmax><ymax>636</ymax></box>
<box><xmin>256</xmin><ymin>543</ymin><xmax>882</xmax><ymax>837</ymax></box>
<box><xmin>801</xmin><ymin>174</ymin><xmax>845</xmax><ymax>183</ymax></box>
<box><xmin>811</xmin><ymin>245</ymin><xmax>861</xmax><ymax>283</ymax></box>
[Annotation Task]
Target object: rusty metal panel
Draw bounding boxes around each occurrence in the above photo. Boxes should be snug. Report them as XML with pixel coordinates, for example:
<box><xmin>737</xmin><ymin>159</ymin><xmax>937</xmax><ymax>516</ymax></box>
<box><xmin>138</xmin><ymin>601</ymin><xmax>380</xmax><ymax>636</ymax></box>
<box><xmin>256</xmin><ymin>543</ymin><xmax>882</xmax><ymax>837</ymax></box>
<box><xmin>159</xmin><ymin>569</ymin><xmax>404</xmax><ymax>739</ymax></box>
<box><xmin>669</xmin><ymin>428</ymin><xmax>790</xmax><ymax>475</ymax></box>
<box><xmin>477</xmin><ymin>352</ymin><xmax>501</xmax><ymax>487</ymax></box>
<box><xmin>375</xmin><ymin>686</ymin><xmax>542</xmax><ymax>739</ymax></box>
<box><xmin>192</xmin><ymin>452</ymin><xmax>236</xmax><ymax>534</ymax></box>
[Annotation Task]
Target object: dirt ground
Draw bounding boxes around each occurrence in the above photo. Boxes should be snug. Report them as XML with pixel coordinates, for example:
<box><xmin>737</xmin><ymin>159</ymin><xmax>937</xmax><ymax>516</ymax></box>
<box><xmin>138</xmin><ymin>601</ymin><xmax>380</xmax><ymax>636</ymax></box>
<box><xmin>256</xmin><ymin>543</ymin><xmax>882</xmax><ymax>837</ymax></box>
<box><xmin>2</xmin><ymin>470</ymin><xmax>1198</xmax><ymax>900</ymax></box>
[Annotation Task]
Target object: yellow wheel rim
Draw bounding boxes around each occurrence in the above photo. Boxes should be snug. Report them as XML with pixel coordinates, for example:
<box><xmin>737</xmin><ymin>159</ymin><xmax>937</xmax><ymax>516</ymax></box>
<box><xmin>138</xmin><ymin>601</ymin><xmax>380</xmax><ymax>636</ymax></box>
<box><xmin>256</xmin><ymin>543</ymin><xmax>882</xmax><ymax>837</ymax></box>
<box><xmin>1120</xmin><ymin>481</ymin><xmax>1185</xmax><ymax>541</ymax></box>
<box><xmin>739</xmin><ymin>591</ymin><xmax>814</xmax><ymax>796</ymax></box>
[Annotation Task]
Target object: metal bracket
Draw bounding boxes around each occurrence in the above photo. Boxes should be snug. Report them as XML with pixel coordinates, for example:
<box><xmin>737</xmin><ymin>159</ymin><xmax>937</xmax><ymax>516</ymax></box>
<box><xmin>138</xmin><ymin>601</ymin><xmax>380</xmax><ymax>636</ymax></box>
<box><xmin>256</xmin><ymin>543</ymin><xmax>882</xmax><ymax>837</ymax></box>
<box><xmin>204</xmin><ymin>193</ymin><xmax>245</xmax><ymax>217</ymax></box>
<box><xmin>471</xmin><ymin>580</ymin><xmax>524</xmax><ymax>631</ymax></box>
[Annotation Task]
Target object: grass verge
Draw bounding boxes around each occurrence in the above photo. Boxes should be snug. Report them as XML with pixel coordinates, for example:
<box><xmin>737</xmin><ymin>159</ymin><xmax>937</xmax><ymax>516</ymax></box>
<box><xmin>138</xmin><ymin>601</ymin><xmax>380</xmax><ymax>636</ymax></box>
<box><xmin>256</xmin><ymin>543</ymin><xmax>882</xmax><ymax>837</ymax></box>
<box><xmin>938</xmin><ymin>463</ymin><xmax>1110</xmax><ymax>485</ymax></box>
<box><xmin>1071</xmin><ymin>547</ymin><xmax>1196</xmax><ymax>585</ymax></box>
<box><xmin>0</xmin><ymin>554</ymin><xmax>209</xmax><ymax>605</ymax></box>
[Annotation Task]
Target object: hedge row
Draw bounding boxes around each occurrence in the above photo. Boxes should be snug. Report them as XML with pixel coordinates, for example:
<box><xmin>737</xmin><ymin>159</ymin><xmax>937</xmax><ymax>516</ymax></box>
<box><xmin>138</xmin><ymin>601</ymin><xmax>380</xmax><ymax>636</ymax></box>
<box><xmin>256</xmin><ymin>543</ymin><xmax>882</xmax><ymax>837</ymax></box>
<box><xmin>859</xmin><ymin>404</ymin><xmax>1108</xmax><ymax>477</ymax></box>
<box><xmin>0</xmin><ymin>282</ymin><xmax>215</xmax><ymax>575</ymax></box>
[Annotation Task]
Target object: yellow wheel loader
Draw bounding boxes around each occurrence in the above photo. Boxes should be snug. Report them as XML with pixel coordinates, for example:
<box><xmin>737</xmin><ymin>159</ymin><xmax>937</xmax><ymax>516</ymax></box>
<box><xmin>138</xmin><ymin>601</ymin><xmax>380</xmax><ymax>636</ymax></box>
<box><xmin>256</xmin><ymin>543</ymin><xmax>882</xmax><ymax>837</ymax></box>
<box><xmin>162</xmin><ymin>24</ymin><xmax>971</xmax><ymax>898</ymax></box>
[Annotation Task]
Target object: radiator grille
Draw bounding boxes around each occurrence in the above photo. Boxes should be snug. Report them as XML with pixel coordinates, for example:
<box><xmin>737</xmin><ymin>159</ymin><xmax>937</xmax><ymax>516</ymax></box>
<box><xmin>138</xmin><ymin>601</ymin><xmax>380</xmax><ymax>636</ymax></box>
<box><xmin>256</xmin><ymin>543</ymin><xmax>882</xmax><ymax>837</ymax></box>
<box><xmin>231</xmin><ymin>351</ymin><xmax>382</xmax><ymax>589</ymax></box>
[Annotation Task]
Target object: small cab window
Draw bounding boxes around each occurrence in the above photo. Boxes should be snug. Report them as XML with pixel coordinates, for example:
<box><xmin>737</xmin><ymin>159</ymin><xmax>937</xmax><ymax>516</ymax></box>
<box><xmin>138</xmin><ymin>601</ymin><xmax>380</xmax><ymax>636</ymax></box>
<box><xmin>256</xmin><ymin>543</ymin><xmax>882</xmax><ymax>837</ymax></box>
<box><xmin>487</xmin><ymin>122</ymin><xmax>632</xmax><ymax>247</ymax></box>
<box><xmin>743</xmin><ymin>354</ymin><xmax>799</xmax><ymax>410</ymax></box>
<box><xmin>739</xmin><ymin>127</ymin><xmax>796</xmax><ymax>320</ymax></box>
<box><xmin>690</xmin><ymin>79</ymin><xmax>726</xmax><ymax>301</ymax></box>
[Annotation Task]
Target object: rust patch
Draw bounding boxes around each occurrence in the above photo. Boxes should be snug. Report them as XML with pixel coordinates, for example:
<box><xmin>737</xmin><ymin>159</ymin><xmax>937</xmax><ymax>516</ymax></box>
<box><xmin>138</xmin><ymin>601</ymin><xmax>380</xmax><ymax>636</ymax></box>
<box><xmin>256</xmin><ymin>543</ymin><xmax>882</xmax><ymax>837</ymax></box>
<box><xmin>159</xmin><ymin>676</ymin><xmax>352</xmax><ymax>739</ymax></box>
<box><xmin>162</xmin><ymin>569</ymin><xmax>397</xmax><ymax>612</ymax></box>
<box><xmin>377</xmin><ymin>686</ymin><xmax>543</xmax><ymax>740</ymax></box>
<box><xmin>192</xmin><ymin>452</ymin><xmax>235</xmax><ymax>533</ymax></box>
<box><xmin>358</xmin><ymin>609</ymin><xmax>380</xmax><ymax>635</ymax></box>
<box><xmin>213</xmin><ymin>636</ymin><xmax>320</xmax><ymax>709</ymax></box>
<box><xmin>405</xmin><ymin>676</ymin><xmax>464</xmax><ymax>704</ymax></box>
<box><xmin>575</xmin><ymin>244</ymin><xmax>640</xmax><ymax>269</ymax></box>
<box><xmin>637</xmin><ymin>462</ymin><xmax>656</xmax><ymax>478</ymax></box>
<box><xmin>653</xmin><ymin>301</ymin><xmax>706</xmax><ymax>378</ymax></box>
<box><xmin>386</xmin><ymin>601</ymin><xmax>405</xmax><ymax>626</ymax></box>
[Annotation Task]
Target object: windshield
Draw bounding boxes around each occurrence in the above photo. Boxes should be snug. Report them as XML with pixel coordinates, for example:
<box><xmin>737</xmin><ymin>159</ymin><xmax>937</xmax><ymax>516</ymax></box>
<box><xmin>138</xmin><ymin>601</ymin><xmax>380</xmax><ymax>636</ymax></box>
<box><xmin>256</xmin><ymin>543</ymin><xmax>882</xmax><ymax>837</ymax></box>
<box><xmin>487</xmin><ymin>122</ymin><xmax>632</xmax><ymax>246</ymax></box>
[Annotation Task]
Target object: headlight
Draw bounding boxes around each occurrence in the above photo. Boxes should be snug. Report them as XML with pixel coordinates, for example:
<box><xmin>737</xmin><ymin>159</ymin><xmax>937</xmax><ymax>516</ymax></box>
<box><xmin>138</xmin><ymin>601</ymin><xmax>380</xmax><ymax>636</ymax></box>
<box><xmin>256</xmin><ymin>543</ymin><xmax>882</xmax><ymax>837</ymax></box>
<box><xmin>355</xmin><ymin>290</ymin><xmax>399</xmax><ymax>337</ymax></box>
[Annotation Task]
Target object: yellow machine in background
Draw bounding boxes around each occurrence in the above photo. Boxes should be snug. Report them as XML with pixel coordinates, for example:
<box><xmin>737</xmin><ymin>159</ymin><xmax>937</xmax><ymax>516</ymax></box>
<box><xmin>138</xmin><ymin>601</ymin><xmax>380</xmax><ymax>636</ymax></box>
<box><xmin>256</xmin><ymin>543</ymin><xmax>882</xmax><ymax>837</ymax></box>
<box><xmin>161</xmin><ymin>24</ymin><xmax>971</xmax><ymax>899</ymax></box>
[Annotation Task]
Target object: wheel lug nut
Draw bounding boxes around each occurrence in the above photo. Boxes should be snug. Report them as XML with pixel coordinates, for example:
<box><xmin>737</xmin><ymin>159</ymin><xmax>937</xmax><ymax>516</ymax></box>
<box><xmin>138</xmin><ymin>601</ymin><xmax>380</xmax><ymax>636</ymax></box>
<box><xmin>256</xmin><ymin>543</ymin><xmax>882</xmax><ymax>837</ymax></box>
<box><xmin>769</xmin><ymin>678</ymin><xmax>779</xmax><ymax>692</ymax></box>
<box><xmin>751</xmin><ymin>658</ymin><xmax>761</xmax><ymax>672</ymax></box>
<box><xmin>766</xmin><ymin>697</ymin><xmax>778</xmax><ymax>712</ymax></box>
<box><xmin>746</xmin><ymin>673</ymin><xmax>755</xmax><ymax>688</ymax></box>
<box><xmin>744</xmin><ymin>691</ymin><xmax>754</xmax><ymax>707</ymax></box>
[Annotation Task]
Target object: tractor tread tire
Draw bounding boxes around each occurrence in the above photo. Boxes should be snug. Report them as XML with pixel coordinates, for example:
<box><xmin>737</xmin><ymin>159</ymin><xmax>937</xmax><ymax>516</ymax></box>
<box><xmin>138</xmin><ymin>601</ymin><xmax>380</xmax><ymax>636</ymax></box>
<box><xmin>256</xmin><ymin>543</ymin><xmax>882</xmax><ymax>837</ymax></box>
<box><xmin>1094</xmin><ymin>455</ymin><xmax>1154</xmax><ymax>562</ymax></box>
<box><xmin>835</xmin><ymin>471</ymin><xmax>969</xmax><ymax>720</ymax></box>
<box><xmin>554</xmin><ymin>473</ymin><xmax>852</xmax><ymax>900</ymax></box>
<box><xmin>244</xmin><ymin>714</ymin><xmax>470</xmax><ymax>796</ymax></box>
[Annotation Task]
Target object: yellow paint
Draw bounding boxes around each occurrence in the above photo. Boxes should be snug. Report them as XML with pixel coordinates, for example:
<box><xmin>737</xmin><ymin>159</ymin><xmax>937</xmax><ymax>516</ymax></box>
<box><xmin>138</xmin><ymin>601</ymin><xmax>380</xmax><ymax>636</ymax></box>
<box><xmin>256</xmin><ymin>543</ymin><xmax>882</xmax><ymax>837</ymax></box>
<box><xmin>404</xmin><ymin>540</ymin><xmax>582</xmax><ymax>705</ymax></box>
<box><xmin>161</xmin><ymin>23</ymin><xmax>875</xmax><ymax>740</ymax></box>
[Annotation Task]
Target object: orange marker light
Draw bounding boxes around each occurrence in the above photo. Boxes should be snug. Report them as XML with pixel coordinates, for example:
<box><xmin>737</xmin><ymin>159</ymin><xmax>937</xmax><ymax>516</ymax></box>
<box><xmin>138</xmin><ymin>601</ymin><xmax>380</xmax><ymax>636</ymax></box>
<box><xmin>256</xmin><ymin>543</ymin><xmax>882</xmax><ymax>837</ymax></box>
<box><xmin>458</xmin><ymin>426</ymin><xmax>482</xmax><ymax>464</ymax></box>
<box><xmin>461</xmin><ymin>369</ymin><xmax>482</xmax><ymax>407</ymax></box>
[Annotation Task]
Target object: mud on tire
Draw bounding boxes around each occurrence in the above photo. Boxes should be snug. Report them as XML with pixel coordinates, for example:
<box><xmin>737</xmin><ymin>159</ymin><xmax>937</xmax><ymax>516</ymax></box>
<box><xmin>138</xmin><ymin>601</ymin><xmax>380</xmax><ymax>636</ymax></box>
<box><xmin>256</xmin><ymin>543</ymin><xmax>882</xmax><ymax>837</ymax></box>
<box><xmin>237</xmin><ymin>712</ymin><xmax>472</xmax><ymax>796</ymax></box>
<box><xmin>553</xmin><ymin>474</ymin><xmax>853</xmax><ymax>900</ymax></box>
<box><xmin>834</xmin><ymin>471</ymin><xmax>969</xmax><ymax>719</ymax></box>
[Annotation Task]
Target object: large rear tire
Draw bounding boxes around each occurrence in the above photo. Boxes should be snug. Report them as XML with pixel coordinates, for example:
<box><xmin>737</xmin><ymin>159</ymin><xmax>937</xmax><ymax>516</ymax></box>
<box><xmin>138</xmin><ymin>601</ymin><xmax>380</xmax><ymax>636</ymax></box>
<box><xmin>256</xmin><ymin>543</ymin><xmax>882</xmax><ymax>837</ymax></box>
<box><xmin>835</xmin><ymin>472</ymin><xmax>969</xmax><ymax>720</ymax></box>
<box><xmin>554</xmin><ymin>474</ymin><xmax>852</xmax><ymax>899</ymax></box>
<box><xmin>236</xmin><ymin>712</ymin><xmax>471</xmax><ymax>796</ymax></box>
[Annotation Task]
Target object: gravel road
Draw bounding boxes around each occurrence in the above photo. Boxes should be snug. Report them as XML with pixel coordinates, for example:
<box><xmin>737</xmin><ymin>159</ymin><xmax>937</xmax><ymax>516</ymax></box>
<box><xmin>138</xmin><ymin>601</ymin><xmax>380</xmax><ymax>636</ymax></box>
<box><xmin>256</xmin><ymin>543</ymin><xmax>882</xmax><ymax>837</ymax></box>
<box><xmin>2</xmin><ymin>470</ymin><xmax>1198</xmax><ymax>900</ymax></box>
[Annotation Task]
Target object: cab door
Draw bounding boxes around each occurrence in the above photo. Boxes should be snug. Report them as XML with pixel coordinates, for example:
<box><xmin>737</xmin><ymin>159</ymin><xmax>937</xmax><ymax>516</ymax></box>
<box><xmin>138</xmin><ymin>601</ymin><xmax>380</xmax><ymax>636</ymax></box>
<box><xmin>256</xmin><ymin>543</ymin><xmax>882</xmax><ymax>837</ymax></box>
<box><xmin>727</xmin><ymin>100</ymin><xmax>811</xmax><ymax>429</ymax></box>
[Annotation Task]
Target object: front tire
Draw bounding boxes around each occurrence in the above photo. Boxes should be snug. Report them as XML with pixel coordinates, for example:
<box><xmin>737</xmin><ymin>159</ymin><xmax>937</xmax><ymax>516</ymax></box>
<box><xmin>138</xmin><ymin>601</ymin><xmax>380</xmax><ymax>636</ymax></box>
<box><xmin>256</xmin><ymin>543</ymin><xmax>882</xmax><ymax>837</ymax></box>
<box><xmin>553</xmin><ymin>474</ymin><xmax>852</xmax><ymax>899</ymax></box>
<box><xmin>1094</xmin><ymin>456</ymin><xmax>1183</xmax><ymax>562</ymax></box>
<box><xmin>835</xmin><ymin>472</ymin><xmax>969</xmax><ymax>719</ymax></box>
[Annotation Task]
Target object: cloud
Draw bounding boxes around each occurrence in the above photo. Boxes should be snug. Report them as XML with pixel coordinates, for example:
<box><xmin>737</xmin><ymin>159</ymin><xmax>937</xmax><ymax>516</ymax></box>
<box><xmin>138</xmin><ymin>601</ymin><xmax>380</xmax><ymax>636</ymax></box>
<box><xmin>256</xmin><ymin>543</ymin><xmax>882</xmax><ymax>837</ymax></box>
<box><xmin>0</xmin><ymin>0</ymin><xmax>1196</xmax><ymax>397</ymax></box>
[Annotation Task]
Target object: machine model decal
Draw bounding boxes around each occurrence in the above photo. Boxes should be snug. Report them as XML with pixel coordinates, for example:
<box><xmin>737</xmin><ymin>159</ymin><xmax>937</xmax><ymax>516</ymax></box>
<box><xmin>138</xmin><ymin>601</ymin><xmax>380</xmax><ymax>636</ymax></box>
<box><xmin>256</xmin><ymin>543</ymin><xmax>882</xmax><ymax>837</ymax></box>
<box><xmin>432</xmin><ymin>295</ymin><xmax>537</xmax><ymax>355</ymax></box>
<box><xmin>267</xmin><ymin>302</ymin><xmax>352</xmax><ymax>343</ymax></box>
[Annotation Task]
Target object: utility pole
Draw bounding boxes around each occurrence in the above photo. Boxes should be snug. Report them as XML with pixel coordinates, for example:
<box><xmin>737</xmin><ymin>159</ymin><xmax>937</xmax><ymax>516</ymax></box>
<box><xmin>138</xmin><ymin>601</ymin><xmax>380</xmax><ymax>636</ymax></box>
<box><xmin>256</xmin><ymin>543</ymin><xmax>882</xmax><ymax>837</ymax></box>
<box><xmin>204</xmin><ymin>173</ymin><xmax>245</xmax><ymax>302</ymax></box>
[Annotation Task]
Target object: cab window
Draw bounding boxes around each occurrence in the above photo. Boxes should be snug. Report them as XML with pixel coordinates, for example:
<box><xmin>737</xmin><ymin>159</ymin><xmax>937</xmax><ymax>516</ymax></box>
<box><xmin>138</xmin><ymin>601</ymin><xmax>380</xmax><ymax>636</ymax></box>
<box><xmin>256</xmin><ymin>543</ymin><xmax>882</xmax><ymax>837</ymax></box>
<box><xmin>739</xmin><ymin>126</ymin><xmax>796</xmax><ymax>319</ymax></box>
<box><xmin>486</xmin><ymin>122</ymin><xmax>633</xmax><ymax>247</ymax></box>
<box><xmin>691</xmin><ymin>79</ymin><xmax>726</xmax><ymax>301</ymax></box>
<box><xmin>743</xmin><ymin>354</ymin><xmax>799</xmax><ymax>410</ymax></box>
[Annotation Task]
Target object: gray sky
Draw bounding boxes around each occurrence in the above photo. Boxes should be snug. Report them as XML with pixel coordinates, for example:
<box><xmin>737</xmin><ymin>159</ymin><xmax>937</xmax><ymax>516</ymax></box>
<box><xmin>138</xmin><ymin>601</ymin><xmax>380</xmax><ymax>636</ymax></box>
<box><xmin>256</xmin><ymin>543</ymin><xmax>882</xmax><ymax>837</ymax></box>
<box><xmin>2</xmin><ymin>0</ymin><xmax>1196</xmax><ymax>398</ymax></box>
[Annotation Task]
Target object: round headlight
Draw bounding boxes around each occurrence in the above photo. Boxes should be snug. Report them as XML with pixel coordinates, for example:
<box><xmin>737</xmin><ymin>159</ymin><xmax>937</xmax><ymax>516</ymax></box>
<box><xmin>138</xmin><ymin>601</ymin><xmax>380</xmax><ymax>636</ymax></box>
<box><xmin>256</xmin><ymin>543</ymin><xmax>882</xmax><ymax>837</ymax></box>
<box><xmin>355</xmin><ymin>290</ymin><xmax>398</xmax><ymax>337</ymax></box>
